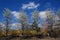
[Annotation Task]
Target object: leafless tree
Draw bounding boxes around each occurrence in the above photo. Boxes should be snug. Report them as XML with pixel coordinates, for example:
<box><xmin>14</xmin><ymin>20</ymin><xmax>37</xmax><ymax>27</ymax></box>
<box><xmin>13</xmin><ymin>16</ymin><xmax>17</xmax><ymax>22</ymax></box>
<box><xmin>32</xmin><ymin>10</ymin><xmax>40</xmax><ymax>31</ymax></box>
<box><xmin>18</xmin><ymin>10</ymin><xmax>28</xmax><ymax>31</ymax></box>
<box><xmin>45</xmin><ymin>8</ymin><xmax>57</xmax><ymax>38</ymax></box>
<box><xmin>45</xmin><ymin>8</ymin><xmax>54</xmax><ymax>30</ymax></box>
<box><xmin>3</xmin><ymin>8</ymin><xmax>11</xmax><ymax>39</ymax></box>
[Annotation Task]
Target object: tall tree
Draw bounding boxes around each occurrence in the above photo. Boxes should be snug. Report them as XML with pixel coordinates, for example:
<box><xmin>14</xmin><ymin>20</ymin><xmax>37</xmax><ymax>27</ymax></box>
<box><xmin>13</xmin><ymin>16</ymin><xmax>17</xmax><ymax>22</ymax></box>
<box><xmin>45</xmin><ymin>8</ymin><xmax>57</xmax><ymax>37</ymax></box>
<box><xmin>3</xmin><ymin>8</ymin><xmax>11</xmax><ymax>39</ymax></box>
<box><xmin>32</xmin><ymin>10</ymin><xmax>40</xmax><ymax>31</ymax></box>
<box><xmin>45</xmin><ymin>8</ymin><xmax>54</xmax><ymax>30</ymax></box>
<box><xmin>18</xmin><ymin>10</ymin><xmax>28</xmax><ymax>31</ymax></box>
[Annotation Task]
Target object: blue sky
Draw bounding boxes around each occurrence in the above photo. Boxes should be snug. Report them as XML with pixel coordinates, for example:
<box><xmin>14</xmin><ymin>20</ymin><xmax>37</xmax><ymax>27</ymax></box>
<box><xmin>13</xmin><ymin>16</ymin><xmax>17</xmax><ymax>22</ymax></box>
<box><xmin>0</xmin><ymin>0</ymin><xmax>60</xmax><ymax>29</ymax></box>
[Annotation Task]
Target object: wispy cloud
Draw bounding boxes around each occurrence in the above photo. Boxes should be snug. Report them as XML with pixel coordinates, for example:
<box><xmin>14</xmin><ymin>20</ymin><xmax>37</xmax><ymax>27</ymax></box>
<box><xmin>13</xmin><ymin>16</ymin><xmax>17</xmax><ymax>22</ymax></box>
<box><xmin>11</xmin><ymin>11</ymin><xmax>20</xmax><ymax>19</ymax></box>
<box><xmin>22</xmin><ymin>2</ymin><xmax>40</xmax><ymax>9</ymax></box>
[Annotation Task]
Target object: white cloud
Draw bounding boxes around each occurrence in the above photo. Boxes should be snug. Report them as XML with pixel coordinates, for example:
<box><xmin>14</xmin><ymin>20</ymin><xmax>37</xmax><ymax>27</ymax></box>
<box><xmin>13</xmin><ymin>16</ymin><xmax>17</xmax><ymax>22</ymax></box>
<box><xmin>10</xmin><ymin>23</ymin><xmax>22</xmax><ymax>30</ymax></box>
<box><xmin>11</xmin><ymin>11</ymin><xmax>48</xmax><ymax>21</ymax></box>
<box><xmin>39</xmin><ymin>11</ymin><xmax>55</xmax><ymax>20</ymax></box>
<box><xmin>39</xmin><ymin>11</ymin><xmax>47</xmax><ymax>19</ymax></box>
<box><xmin>12</xmin><ymin>23</ymin><xmax>21</xmax><ymax>27</ymax></box>
<box><xmin>11</xmin><ymin>11</ymin><xmax>20</xmax><ymax>19</ymax></box>
<box><xmin>22</xmin><ymin>2</ymin><xmax>40</xmax><ymax>9</ymax></box>
<box><xmin>38</xmin><ymin>24</ymin><xmax>42</xmax><ymax>27</ymax></box>
<box><xmin>0</xmin><ymin>23</ymin><xmax>6</xmax><ymax>30</ymax></box>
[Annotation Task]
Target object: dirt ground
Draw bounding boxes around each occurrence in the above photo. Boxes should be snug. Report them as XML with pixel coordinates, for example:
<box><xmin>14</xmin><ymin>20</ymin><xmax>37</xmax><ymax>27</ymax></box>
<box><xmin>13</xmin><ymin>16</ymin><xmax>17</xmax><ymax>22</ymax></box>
<box><xmin>10</xmin><ymin>37</ymin><xmax>60</xmax><ymax>40</ymax></box>
<box><xmin>11</xmin><ymin>38</ymin><xmax>60</xmax><ymax>40</ymax></box>
<box><xmin>0</xmin><ymin>37</ymin><xmax>60</xmax><ymax>40</ymax></box>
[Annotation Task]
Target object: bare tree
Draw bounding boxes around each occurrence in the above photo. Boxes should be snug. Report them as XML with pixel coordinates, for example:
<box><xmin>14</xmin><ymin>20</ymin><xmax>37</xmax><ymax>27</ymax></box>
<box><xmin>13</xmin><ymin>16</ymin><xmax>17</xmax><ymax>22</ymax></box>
<box><xmin>45</xmin><ymin>8</ymin><xmax>54</xmax><ymax>30</ymax></box>
<box><xmin>3</xmin><ymin>8</ymin><xmax>11</xmax><ymax>39</ymax></box>
<box><xmin>45</xmin><ymin>8</ymin><xmax>57</xmax><ymax>38</ymax></box>
<box><xmin>32</xmin><ymin>10</ymin><xmax>40</xmax><ymax>31</ymax></box>
<box><xmin>18</xmin><ymin>10</ymin><xmax>28</xmax><ymax>32</ymax></box>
